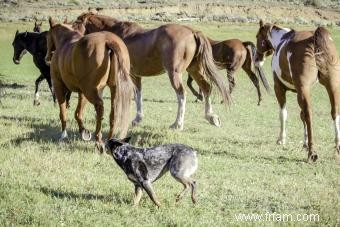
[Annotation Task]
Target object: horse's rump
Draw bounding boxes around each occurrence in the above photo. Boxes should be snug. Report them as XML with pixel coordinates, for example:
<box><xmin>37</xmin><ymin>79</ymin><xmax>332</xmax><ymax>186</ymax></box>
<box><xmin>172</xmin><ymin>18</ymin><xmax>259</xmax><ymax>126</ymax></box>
<box><xmin>314</xmin><ymin>27</ymin><xmax>340</xmax><ymax>74</ymax></box>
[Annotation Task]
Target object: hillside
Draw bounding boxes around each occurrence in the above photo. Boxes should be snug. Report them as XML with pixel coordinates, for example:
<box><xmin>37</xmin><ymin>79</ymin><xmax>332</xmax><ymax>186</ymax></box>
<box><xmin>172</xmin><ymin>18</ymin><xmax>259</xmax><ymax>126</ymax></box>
<box><xmin>1</xmin><ymin>0</ymin><xmax>340</xmax><ymax>26</ymax></box>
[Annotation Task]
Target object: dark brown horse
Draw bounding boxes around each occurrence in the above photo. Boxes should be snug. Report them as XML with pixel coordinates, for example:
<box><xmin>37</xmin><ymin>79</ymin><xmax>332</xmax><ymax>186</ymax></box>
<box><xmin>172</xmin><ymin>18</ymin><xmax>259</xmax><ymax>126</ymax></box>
<box><xmin>73</xmin><ymin>12</ymin><xmax>231</xmax><ymax>130</ymax></box>
<box><xmin>255</xmin><ymin>20</ymin><xmax>340</xmax><ymax>163</ymax></box>
<box><xmin>187</xmin><ymin>39</ymin><xmax>270</xmax><ymax>105</ymax></box>
<box><xmin>45</xmin><ymin>17</ymin><xmax>134</xmax><ymax>151</ymax></box>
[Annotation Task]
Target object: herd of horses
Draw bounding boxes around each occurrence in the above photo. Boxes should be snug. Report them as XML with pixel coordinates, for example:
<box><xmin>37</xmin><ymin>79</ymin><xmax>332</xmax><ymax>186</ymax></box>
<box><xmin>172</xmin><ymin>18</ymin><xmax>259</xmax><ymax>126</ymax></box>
<box><xmin>11</xmin><ymin>12</ymin><xmax>340</xmax><ymax>163</ymax></box>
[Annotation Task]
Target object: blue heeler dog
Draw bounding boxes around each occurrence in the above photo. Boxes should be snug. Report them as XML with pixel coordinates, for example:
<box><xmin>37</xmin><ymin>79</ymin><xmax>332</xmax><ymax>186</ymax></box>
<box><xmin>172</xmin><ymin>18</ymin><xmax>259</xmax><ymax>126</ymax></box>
<box><xmin>106</xmin><ymin>137</ymin><xmax>198</xmax><ymax>207</ymax></box>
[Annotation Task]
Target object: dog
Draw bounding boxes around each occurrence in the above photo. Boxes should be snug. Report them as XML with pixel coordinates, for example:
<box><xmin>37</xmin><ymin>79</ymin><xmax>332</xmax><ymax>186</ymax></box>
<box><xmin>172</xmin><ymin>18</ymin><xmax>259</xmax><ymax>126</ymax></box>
<box><xmin>106</xmin><ymin>137</ymin><xmax>198</xmax><ymax>207</ymax></box>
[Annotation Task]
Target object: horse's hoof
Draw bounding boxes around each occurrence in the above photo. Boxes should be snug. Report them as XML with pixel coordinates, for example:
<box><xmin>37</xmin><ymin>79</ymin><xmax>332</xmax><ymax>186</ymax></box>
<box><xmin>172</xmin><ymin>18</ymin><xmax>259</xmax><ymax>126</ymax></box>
<box><xmin>308</xmin><ymin>152</ymin><xmax>318</xmax><ymax>163</ymax></box>
<box><xmin>170</xmin><ymin>123</ymin><xmax>184</xmax><ymax>130</ymax></box>
<box><xmin>95</xmin><ymin>142</ymin><xmax>106</xmax><ymax>154</ymax></box>
<box><xmin>276</xmin><ymin>139</ymin><xmax>286</xmax><ymax>145</ymax></box>
<box><xmin>303</xmin><ymin>143</ymin><xmax>308</xmax><ymax>149</ymax></box>
<box><xmin>81</xmin><ymin>129</ymin><xmax>92</xmax><ymax>141</ymax></box>
<box><xmin>132</xmin><ymin>117</ymin><xmax>142</xmax><ymax>127</ymax></box>
<box><xmin>59</xmin><ymin>130</ymin><xmax>68</xmax><ymax>142</ymax></box>
<box><xmin>197</xmin><ymin>95</ymin><xmax>203</xmax><ymax>102</ymax></box>
<box><xmin>33</xmin><ymin>100</ymin><xmax>40</xmax><ymax>106</ymax></box>
<box><xmin>206</xmin><ymin>114</ymin><xmax>221</xmax><ymax>127</ymax></box>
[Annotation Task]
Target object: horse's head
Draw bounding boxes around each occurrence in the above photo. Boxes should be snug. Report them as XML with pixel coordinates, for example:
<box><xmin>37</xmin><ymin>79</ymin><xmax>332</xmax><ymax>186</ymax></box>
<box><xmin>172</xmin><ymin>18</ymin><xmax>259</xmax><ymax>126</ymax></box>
<box><xmin>255</xmin><ymin>20</ymin><xmax>274</xmax><ymax>66</ymax></box>
<box><xmin>33</xmin><ymin>21</ymin><xmax>42</xmax><ymax>33</ymax></box>
<box><xmin>12</xmin><ymin>30</ymin><xmax>28</xmax><ymax>65</ymax></box>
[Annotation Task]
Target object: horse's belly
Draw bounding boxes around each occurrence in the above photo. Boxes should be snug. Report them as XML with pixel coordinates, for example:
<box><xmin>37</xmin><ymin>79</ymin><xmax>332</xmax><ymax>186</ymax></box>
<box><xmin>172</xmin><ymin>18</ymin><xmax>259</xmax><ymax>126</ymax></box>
<box><xmin>131</xmin><ymin>58</ymin><xmax>164</xmax><ymax>76</ymax></box>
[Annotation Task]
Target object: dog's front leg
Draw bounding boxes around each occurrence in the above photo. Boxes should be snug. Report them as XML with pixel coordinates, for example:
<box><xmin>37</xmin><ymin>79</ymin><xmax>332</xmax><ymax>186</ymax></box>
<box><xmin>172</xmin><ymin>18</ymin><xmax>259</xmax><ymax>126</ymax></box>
<box><xmin>142</xmin><ymin>180</ymin><xmax>161</xmax><ymax>207</ymax></box>
<box><xmin>133</xmin><ymin>185</ymin><xmax>143</xmax><ymax>207</ymax></box>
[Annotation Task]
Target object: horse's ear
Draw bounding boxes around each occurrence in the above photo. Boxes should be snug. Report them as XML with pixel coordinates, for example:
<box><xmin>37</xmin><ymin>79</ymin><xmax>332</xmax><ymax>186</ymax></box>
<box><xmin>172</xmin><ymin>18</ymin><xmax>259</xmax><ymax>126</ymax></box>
<box><xmin>122</xmin><ymin>137</ymin><xmax>131</xmax><ymax>143</ymax></box>
<box><xmin>15</xmin><ymin>30</ymin><xmax>19</xmax><ymax>36</ymax></box>
<box><xmin>49</xmin><ymin>17</ymin><xmax>56</xmax><ymax>28</ymax></box>
<box><xmin>63</xmin><ymin>17</ymin><xmax>68</xmax><ymax>24</ymax></box>
<box><xmin>259</xmin><ymin>19</ymin><xmax>264</xmax><ymax>27</ymax></box>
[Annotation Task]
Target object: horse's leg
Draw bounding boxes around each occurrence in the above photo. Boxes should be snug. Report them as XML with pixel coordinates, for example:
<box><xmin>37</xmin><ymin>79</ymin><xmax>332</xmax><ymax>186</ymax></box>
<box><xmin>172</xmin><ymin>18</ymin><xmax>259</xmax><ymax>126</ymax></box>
<box><xmin>84</xmin><ymin>89</ymin><xmax>105</xmax><ymax>152</ymax></box>
<box><xmin>168</xmin><ymin>70</ymin><xmax>186</xmax><ymax>130</ymax></box>
<box><xmin>74</xmin><ymin>92</ymin><xmax>91</xmax><ymax>141</ymax></box>
<box><xmin>300</xmin><ymin>110</ymin><xmax>309</xmax><ymax>148</ymax></box>
<box><xmin>45</xmin><ymin>74</ymin><xmax>56</xmax><ymax>104</ymax></box>
<box><xmin>53</xmin><ymin>80</ymin><xmax>69</xmax><ymax>141</ymax></box>
<box><xmin>321</xmin><ymin>77</ymin><xmax>340</xmax><ymax>153</ymax></box>
<box><xmin>274</xmin><ymin>75</ymin><xmax>287</xmax><ymax>145</ymax></box>
<box><xmin>187</xmin><ymin>74</ymin><xmax>203</xmax><ymax>102</ymax></box>
<box><xmin>227</xmin><ymin>70</ymin><xmax>236</xmax><ymax>95</ymax></box>
<box><xmin>34</xmin><ymin>75</ymin><xmax>44</xmax><ymax>106</ymax></box>
<box><xmin>242</xmin><ymin>65</ymin><xmax>262</xmax><ymax>106</ymax></box>
<box><xmin>65</xmin><ymin>91</ymin><xmax>71</xmax><ymax>109</ymax></box>
<box><xmin>189</xmin><ymin>69</ymin><xmax>221</xmax><ymax>127</ymax></box>
<box><xmin>131</xmin><ymin>76</ymin><xmax>143</xmax><ymax>127</ymax></box>
<box><xmin>296</xmin><ymin>86</ymin><xmax>317</xmax><ymax>162</ymax></box>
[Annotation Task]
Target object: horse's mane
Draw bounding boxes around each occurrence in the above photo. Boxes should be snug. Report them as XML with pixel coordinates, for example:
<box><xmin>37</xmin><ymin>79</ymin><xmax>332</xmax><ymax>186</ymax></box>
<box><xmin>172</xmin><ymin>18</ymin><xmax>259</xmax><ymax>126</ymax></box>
<box><xmin>77</xmin><ymin>12</ymin><xmax>145</xmax><ymax>37</ymax></box>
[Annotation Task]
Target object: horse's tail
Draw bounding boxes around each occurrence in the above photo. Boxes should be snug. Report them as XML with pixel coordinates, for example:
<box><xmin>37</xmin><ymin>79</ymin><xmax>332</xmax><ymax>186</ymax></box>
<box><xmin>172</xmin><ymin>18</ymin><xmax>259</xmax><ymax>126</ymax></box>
<box><xmin>193</xmin><ymin>31</ymin><xmax>231</xmax><ymax>106</ymax></box>
<box><xmin>314</xmin><ymin>26</ymin><xmax>339</xmax><ymax>74</ymax></box>
<box><xmin>243</xmin><ymin>41</ymin><xmax>271</xmax><ymax>93</ymax></box>
<box><xmin>106</xmin><ymin>39</ymin><xmax>134</xmax><ymax>139</ymax></box>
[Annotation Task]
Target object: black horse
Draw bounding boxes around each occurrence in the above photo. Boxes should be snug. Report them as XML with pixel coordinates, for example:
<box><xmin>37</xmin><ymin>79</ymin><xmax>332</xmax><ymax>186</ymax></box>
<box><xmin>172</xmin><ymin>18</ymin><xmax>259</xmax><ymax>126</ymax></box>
<box><xmin>12</xmin><ymin>30</ymin><xmax>55</xmax><ymax>105</ymax></box>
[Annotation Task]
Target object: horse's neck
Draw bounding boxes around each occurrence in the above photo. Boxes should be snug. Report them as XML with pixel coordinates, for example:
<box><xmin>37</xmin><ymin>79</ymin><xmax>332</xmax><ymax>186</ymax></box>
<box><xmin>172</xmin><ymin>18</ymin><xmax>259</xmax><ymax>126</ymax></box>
<box><xmin>110</xmin><ymin>22</ymin><xmax>146</xmax><ymax>39</ymax></box>
<box><xmin>56</xmin><ymin>31</ymin><xmax>81</xmax><ymax>49</ymax></box>
<box><xmin>268</xmin><ymin>27</ymin><xmax>291</xmax><ymax>49</ymax></box>
<box><xmin>24</xmin><ymin>33</ymin><xmax>40</xmax><ymax>55</ymax></box>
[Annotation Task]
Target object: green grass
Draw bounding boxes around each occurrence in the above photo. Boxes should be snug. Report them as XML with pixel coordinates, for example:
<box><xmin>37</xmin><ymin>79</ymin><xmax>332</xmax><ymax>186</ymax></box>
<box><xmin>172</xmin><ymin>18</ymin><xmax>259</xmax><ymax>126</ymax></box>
<box><xmin>0</xmin><ymin>22</ymin><xmax>339</xmax><ymax>226</ymax></box>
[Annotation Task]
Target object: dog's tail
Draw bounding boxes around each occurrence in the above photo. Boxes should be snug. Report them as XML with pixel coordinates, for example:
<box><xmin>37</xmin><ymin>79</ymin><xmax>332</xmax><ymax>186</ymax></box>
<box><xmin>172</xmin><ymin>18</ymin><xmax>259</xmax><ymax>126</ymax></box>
<box><xmin>106</xmin><ymin>38</ymin><xmax>134</xmax><ymax>139</ymax></box>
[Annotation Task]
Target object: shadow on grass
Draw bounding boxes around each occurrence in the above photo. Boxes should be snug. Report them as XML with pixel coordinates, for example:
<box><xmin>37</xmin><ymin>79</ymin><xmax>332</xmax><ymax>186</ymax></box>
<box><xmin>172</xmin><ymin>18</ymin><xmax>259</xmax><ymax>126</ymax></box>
<box><xmin>0</xmin><ymin>115</ymin><xmax>81</xmax><ymax>145</ymax></box>
<box><xmin>39</xmin><ymin>187</ymin><xmax>130</xmax><ymax>204</ymax></box>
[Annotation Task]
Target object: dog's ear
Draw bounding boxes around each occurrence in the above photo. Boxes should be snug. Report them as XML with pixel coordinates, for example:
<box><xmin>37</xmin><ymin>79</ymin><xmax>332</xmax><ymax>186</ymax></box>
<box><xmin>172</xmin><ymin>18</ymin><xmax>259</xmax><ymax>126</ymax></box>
<box><xmin>122</xmin><ymin>137</ymin><xmax>131</xmax><ymax>144</ymax></box>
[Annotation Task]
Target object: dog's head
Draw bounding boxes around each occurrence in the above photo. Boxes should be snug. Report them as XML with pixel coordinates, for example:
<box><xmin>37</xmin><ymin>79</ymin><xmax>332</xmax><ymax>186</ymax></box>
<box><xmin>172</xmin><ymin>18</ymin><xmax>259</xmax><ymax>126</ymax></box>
<box><xmin>105</xmin><ymin>137</ymin><xmax>131</xmax><ymax>158</ymax></box>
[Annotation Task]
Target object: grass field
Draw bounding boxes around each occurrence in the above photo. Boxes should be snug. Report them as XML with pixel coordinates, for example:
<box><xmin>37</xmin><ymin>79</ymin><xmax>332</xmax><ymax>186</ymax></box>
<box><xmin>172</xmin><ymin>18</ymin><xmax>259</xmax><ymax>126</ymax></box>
<box><xmin>0</xmin><ymin>21</ymin><xmax>339</xmax><ymax>226</ymax></box>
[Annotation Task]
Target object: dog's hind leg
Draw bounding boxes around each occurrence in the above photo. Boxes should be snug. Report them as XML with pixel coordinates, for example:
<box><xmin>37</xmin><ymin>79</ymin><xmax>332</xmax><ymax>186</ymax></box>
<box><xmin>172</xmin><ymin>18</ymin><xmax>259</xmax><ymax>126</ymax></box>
<box><xmin>191</xmin><ymin>181</ymin><xmax>197</xmax><ymax>203</ymax></box>
<box><xmin>133</xmin><ymin>185</ymin><xmax>143</xmax><ymax>207</ymax></box>
<box><xmin>141</xmin><ymin>181</ymin><xmax>161</xmax><ymax>207</ymax></box>
<box><xmin>173</xmin><ymin>176</ymin><xmax>197</xmax><ymax>203</ymax></box>
<box><xmin>170</xmin><ymin>152</ymin><xmax>198</xmax><ymax>204</ymax></box>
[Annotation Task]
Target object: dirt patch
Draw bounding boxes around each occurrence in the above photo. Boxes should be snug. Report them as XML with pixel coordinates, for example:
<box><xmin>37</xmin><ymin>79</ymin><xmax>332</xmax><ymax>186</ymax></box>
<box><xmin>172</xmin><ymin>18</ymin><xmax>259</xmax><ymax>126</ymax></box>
<box><xmin>1</xmin><ymin>1</ymin><xmax>340</xmax><ymax>26</ymax></box>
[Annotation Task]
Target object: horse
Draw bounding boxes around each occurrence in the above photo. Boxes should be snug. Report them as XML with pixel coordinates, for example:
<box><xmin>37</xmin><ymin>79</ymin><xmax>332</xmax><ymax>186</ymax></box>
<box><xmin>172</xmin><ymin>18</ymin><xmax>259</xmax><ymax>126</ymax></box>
<box><xmin>33</xmin><ymin>21</ymin><xmax>42</xmax><ymax>33</ymax></box>
<box><xmin>255</xmin><ymin>20</ymin><xmax>340</xmax><ymax>163</ymax></box>
<box><xmin>187</xmin><ymin>39</ymin><xmax>270</xmax><ymax>105</ymax></box>
<box><xmin>45</xmin><ymin>17</ymin><xmax>134</xmax><ymax>151</ymax></box>
<box><xmin>73</xmin><ymin>12</ymin><xmax>231</xmax><ymax>130</ymax></box>
<box><xmin>12</xmin><ymin>30</ymin><xmax>56</xmax><ymax>105</ymax></box>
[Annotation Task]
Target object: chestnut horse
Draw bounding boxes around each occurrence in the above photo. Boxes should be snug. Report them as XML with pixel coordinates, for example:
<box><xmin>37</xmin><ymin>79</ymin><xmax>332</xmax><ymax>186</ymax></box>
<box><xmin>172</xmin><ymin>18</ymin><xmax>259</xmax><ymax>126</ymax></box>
<box><xmin>45</xmin><ymin>18</ymin><xmax>134</xmax><ymax>151</ymax></box>
<box><xmin>73</xmin><ymin>12</ymin><xmax>231</xmax><ymax>130</ymax></box>
<box><xmin>187</xmin><ymin>39</ymin><xmax>270</xmax><ymax>105</ymax></box>
<box><xmin>255</xmin><ymin>20</ymin><xmax>340</xmax><ymax>162</ymax></box>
